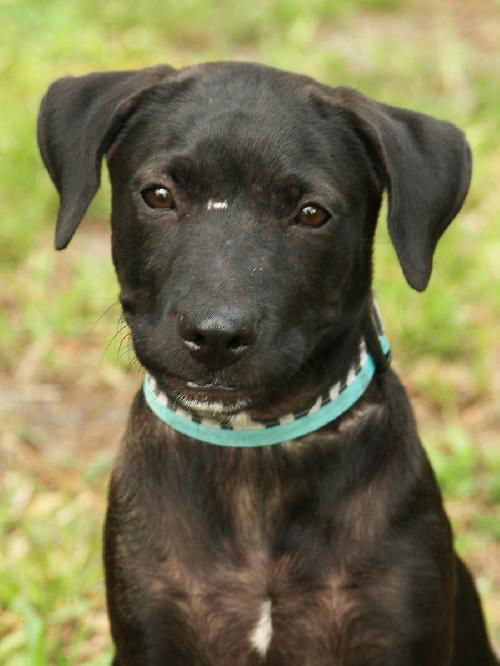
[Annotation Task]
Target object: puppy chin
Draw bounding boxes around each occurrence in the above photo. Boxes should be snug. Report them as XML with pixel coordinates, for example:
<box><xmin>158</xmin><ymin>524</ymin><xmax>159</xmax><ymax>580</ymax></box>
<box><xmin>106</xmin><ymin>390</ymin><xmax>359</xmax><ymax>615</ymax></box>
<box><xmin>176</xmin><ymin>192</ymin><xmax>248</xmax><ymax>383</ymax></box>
<box><xmin>174</xmin><ymin>394</ymin><xmax>251</xmax><ymax>416</ymax></box>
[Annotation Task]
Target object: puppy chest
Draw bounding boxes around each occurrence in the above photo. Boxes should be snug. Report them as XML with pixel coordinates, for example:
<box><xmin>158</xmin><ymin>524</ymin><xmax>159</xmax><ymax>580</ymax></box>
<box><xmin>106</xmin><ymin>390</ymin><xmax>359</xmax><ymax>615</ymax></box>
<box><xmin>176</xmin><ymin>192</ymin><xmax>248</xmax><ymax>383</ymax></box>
<box><xmin>139</xmin><ymin>546</ymin><xmax>404</xmax><ymax>665</ymax></box>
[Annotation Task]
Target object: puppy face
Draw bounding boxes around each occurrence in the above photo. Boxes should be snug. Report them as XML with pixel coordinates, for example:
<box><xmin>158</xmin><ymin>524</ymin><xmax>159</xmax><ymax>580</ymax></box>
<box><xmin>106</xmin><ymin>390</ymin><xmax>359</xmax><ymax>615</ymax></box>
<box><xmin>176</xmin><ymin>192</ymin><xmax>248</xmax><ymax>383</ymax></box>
<box><xmin>107</xmin><ymin>65</ymin><xmax>380</xmax><ymax>410</ymax></box>
<box><xmin>38</xmin><ymin>62</ymin><xmax>471</xmax><ymax>413</ymax></box>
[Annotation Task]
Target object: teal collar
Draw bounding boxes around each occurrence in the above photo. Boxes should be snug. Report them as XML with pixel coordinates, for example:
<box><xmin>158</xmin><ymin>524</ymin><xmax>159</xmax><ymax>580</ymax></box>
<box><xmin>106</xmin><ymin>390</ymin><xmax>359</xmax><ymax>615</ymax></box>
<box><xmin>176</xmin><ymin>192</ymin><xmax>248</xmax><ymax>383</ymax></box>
<box><xmin>143</xmin><ymin>329</ymin><xmax>390</xmax><ymax>448</ymax></box>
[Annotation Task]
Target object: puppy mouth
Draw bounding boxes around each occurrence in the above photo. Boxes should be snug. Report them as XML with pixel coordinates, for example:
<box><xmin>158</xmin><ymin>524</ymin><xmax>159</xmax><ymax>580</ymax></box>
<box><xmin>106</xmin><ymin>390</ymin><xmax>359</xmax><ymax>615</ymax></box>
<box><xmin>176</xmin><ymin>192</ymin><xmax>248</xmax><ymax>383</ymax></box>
<box><xmin>159</xmin><ymin>376</ymin><xmax>255</xmax><ymax>415</ymax></box>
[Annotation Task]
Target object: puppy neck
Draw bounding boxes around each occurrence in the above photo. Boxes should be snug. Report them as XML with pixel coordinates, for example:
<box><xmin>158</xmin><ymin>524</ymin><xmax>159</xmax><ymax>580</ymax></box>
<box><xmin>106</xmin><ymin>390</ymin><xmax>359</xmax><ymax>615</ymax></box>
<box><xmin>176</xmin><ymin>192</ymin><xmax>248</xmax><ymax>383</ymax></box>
<box><xmin>142</xmin><ymin>305</ymin><xmax>390</xmax><ymax>447</ymax></box>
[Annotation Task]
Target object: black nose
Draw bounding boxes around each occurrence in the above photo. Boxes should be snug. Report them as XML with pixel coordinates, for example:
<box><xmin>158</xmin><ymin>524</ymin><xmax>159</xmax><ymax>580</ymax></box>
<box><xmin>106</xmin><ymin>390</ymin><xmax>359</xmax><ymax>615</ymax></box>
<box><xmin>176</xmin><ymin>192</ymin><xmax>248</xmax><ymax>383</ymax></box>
<box><xmin>178</xmin><ymin>307</ymin><xmax>257</xmax><ymax>368</ymax></box>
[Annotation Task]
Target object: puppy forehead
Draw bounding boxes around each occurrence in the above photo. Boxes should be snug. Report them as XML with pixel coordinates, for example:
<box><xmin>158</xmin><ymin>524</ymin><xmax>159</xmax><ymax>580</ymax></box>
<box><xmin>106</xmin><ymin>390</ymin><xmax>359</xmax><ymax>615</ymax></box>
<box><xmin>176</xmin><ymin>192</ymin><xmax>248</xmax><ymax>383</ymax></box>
<box><xmin>135</xmin><ymin>86</ymin><xmax>315</xmax><ymax>152</ymax></box>
<box><xmin>109</xmin><ymin>63</ymin><xmax>364</xmax><ymax>199</ymax></box>
<box><xmin>114</xmin><ymin>64</ymin><xmax>328</xmax><ymax>158</ymax></box>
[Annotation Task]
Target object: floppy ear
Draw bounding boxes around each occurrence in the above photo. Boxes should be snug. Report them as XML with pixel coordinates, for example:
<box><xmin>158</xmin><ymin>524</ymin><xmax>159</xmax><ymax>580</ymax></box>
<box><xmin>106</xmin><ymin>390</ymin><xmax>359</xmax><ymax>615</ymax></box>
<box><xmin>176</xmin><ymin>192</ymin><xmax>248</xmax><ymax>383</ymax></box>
<box><xmin>37</xmin><ymin>65</ymin><xmax>175</xmax><ymax>249</ymax></box>
<box><xmin>320</xmin><ymin>87</ymin><xmax>472</xmax><ymax>291</ymax></box>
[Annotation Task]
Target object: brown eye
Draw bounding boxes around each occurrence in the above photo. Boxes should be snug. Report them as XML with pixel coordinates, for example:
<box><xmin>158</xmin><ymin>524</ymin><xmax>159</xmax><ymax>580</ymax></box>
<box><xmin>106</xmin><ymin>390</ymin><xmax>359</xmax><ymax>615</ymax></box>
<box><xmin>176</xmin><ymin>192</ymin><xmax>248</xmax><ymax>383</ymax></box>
<box><xmin>295</xmin><ymin>203</ymin><xmax>330</xmax><ymax>227</ymax></box>
<box><xmin>141</xmin><ymin>186</ymin><xmax>176</xmax><ymax>210</ymax></box>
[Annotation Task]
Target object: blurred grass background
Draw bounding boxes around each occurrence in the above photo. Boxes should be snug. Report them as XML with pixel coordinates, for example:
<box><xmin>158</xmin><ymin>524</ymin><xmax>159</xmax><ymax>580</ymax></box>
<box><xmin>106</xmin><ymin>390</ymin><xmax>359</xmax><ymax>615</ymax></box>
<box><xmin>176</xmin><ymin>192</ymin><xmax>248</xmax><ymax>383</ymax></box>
<box><xmin>0</xmin><ymin>0</ymin><xmax>499</xmax><ymax>663</ymax></box>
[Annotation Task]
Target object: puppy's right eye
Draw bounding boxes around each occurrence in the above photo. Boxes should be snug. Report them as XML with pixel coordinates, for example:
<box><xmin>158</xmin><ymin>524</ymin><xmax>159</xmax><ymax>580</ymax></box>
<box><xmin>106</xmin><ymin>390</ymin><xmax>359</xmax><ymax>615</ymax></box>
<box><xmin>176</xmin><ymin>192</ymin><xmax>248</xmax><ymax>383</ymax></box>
<box><xmin>141</xmin><ymin>186</ymin><xmax>176</xmax><ymax>210</ymax></box>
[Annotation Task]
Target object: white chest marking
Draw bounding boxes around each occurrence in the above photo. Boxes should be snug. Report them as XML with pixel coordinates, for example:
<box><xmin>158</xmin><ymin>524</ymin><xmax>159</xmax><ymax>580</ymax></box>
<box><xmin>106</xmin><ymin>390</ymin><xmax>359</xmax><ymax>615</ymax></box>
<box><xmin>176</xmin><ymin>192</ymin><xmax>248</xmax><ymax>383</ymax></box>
<box><xmin>250</xmin><ymin>599</ymin><xmax>273</xmax><ymax>656</ymax></box>
<box><xmin>207</xmin><ymin>199</ymin><xmax>228</xmax><ymax>211</ymax></box>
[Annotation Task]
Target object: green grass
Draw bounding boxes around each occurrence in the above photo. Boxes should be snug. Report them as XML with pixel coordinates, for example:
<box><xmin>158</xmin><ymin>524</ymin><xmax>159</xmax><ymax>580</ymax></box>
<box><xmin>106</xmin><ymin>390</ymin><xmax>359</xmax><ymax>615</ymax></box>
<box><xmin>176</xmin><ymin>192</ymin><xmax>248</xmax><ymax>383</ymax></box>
<box><xmin>1</xmin><ymin>472</ymin><xmax>112</xmax><ymax>665</ymax></box>
<box><xmin>1</xmin><ymin>0</ymin><xmax>499</xmax><ymax>662</ymax></box>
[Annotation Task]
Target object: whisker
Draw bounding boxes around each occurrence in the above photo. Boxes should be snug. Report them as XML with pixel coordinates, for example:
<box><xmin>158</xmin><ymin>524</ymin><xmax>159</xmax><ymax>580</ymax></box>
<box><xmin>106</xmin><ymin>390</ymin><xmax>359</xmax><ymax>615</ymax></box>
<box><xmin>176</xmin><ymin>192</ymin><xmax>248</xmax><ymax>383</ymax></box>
<box><xmin>75</xmin><ymin>300</ymin><xmax>121</xmax><ymax>358</ymax></box>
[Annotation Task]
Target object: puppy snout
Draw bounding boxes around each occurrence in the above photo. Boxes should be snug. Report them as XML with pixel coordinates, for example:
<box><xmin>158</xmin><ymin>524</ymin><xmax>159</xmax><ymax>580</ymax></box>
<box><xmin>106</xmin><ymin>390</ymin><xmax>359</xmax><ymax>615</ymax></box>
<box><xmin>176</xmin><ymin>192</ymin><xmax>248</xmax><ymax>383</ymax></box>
<box><xmin>179</xmin><ymin>307</ymin><xmax>258</xmax><ymax>368</ymax></box>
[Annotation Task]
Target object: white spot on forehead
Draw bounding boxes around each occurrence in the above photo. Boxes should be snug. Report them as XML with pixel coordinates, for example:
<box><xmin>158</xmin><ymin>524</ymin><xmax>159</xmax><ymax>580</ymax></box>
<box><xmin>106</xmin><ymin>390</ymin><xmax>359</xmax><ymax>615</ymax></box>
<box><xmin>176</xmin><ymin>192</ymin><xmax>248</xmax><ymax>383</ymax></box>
<box><xmin>207</xmin><ymin>199</ymin><xmax>228</xmax><ymax>211</ymax></box>
<box><xmin>250</xmin><ymin>599</ymin><xmax>273</xmax><ymax>656</ymax></box>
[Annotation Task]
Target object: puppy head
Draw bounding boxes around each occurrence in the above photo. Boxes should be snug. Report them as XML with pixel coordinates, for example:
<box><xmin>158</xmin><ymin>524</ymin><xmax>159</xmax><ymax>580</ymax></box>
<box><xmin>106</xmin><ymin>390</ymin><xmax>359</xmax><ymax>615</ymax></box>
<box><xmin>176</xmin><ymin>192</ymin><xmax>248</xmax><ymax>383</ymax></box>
<box><xmin>38</xmin><ymin>62</ymin><xmax>471</xmax><ymax>413</ymax></box>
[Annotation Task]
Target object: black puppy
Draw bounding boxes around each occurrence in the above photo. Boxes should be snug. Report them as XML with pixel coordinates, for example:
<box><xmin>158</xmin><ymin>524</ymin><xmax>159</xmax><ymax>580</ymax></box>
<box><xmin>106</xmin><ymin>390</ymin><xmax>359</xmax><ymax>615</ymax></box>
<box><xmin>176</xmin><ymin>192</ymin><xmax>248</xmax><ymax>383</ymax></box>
<box><xmin>38</xmin><ymin>62</ymin><xmax>497</xmax><ymax>665</ymax></box>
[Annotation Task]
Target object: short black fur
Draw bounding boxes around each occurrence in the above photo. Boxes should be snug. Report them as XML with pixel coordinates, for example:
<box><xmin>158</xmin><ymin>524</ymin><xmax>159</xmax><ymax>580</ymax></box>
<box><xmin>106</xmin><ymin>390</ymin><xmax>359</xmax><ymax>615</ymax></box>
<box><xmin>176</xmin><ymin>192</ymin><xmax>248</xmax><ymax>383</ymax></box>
<box><xmin>38</xmin><ymin>61</ymin><xmax>496</xmax><ymax>665</ymax></box>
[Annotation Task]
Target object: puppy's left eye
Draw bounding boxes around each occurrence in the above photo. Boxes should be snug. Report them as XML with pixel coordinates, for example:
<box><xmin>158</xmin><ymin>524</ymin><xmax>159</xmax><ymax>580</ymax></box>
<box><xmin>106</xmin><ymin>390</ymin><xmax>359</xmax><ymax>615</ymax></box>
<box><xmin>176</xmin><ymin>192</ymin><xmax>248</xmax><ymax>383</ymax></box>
<box><xmin>141</xmin><ymin>186</ymin><xmax>176</xmax><ymax>210</ymax></box>
<box><xmin>295</xmin><ymin>204</ymin><xmax>330</xmax><ymax>227</ymax></box>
